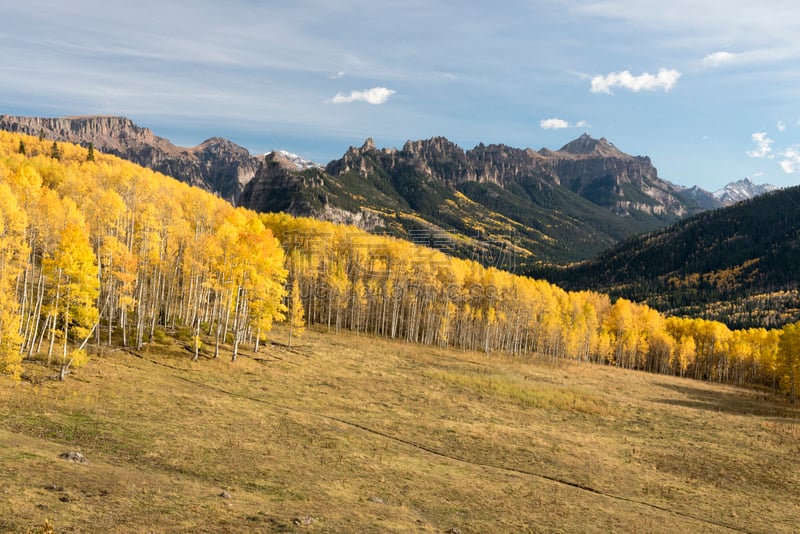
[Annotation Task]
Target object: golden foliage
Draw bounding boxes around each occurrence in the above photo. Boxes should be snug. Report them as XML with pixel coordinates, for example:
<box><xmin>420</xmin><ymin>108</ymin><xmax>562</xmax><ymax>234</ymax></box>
<box><xmin>0</xmin><ymin>129</ymin><xmax>792</xmax><ymax>395</ymax></box>
<box><xmin>0</xmin><ymin>131</ymin><xmax>286</xmax><ymax>375</ymax></box>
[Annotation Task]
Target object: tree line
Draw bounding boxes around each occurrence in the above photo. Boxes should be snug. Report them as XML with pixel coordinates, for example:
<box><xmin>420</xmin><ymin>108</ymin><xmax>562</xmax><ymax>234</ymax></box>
<box><xmin>260</xmin><ymin>214</ymin><xmax>800</xmax><ymax>400</ymax></box>
<box><xmin>1</xmin><ymin>131</ymin><xmax>798</xmax><ymax>400</ymax></box>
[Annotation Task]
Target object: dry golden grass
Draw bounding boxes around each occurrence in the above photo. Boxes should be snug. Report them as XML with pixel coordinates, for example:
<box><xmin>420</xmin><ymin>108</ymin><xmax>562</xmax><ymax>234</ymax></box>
<box><xmin>1</xmin><ymin>326</ymin><xmax>799</xmax><ymax>533</ymax></box>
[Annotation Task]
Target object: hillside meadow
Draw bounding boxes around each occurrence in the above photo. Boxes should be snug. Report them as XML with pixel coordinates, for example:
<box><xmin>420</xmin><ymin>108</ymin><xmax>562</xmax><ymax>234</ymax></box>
<box><xmin>1</xmin><ymin>326</ymin><xmax>798</xmax><ymax>533</ymax></box>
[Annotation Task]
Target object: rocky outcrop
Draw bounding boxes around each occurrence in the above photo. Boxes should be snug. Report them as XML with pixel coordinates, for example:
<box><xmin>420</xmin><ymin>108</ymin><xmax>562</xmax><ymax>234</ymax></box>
<box><xmin>544</xmin><ymin>134</ymin><xmax>688</xmax><ymax>217</ymax></box>
<box><xmin>239</xmin><ymin>152</ymin><xmax>318</xmax><ymax>215</ymax></box>
<box><xmin>0</xmin><ymin>115</ymin><xmax>259</xmax><ymax>202</ymax></box>
<box><xmin>190</xmin><ymin>137</ymin><xmax>260</xmax><ymax>200</ymax></box>
<box><xmin>241</xmin><ymin>152</ymin><xmax>385</xmax><ymax>232</ymax></box>
<box><xmin>466</xmin><ymin>143</ymin><xmax>551</xmax><ymax>186</ymax></box>
<box><xmin>325</xmin><ymin>138</ymin><xmax>398</xmax><ymax>178</ymax></box>
<box><xmin>324</xmin><ymin>133</ymin><xmax>695</xmax><ymax>219</ymax></box>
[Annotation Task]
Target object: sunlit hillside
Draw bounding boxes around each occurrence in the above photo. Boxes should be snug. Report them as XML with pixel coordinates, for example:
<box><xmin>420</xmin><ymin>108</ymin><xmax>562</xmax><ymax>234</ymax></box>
<box><xmin>0</xmin><ymin>131</ymin><xmax>799</xmax><ymax>398</ymax></box>
<box><xmin>2</xmin><ymin>327</ymin><xmax>799</xmax><ymax>533</ymax></box>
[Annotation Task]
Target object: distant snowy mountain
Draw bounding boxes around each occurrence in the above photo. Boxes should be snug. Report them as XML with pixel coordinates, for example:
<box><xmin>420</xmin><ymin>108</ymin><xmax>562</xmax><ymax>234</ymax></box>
<box><xmin>265</xmin><ymin>150</ymin><xmax>322</xmax><ymax>171</ymax></box>
<box><xmin>712</xmin><ymin>177</ymin><xmax>779</xmax><ymax>205</ymax></box>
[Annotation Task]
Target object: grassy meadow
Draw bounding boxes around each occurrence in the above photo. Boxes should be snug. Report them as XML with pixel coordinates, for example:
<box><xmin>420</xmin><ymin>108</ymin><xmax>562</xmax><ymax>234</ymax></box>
<box><xmin>1</xmin><ymin>326</ymin><xmax>799</xmax><ymax>533</ymax></box>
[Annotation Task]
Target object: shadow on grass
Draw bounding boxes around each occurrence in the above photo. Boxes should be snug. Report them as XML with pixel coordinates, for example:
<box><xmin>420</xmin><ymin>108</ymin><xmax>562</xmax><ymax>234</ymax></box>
<box><xmin>653</xmin><ymin>381</ymin><xmax>800</xmax><ymax>421</ymax></box>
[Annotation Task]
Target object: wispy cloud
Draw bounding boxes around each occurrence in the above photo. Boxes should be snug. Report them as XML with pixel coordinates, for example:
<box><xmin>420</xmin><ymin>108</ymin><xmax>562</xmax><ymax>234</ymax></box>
<box><xmin>590</xmin><ymin>68</ymin><xmax>681</xmax><ymax>94</ymax></box>
<box><xmin>777</xmin><ymin>120</ymin><xmax>786</xmax><ymax>132</ymax></box>
<box><xmin>331</xmin><ymin>71</ymin><xmax>345</xmax><ymax>79</ymax></box>
<box><xmin>746</xmin><ymin>132</ymin><xmax>774</xmax><ymax>159</ymax></box>
<box><xmin>702</xmin><ymin>51</ymin><xmax>736</xmax><ymax>67</ymax></box>
<box><xmin>331</xmin><ymin>87</ymin><xmax>396</xmax><ymax>105</ymax></box>
<box><xmin>539</xmin><ymin>118</ymin><xmax>591</xmax><ymax>130</ymax></box>
<box><xmin>780</xmin><ymin>145</ymin><xmax>800</xmax><ymax>173</ymax></box>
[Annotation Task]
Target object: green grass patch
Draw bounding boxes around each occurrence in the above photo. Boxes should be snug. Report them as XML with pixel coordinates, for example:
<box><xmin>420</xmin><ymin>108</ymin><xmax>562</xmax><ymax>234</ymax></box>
<box><xmin>428</xmin><ymin>368</ymin><xmax>613</xmax><ymax>415</ymax></box>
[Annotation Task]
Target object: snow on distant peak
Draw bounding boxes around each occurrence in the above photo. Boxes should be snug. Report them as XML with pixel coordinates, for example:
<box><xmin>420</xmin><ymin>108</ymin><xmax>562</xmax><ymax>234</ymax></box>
<box><xmin>265</xmin><ymin>150</ymin><xmax>322</xmax><ymax>171</ymax></box>
<box><xmin>712</xmin><ymin>177</ymin><xmax>779</xmax><ymax>205</ymax></box>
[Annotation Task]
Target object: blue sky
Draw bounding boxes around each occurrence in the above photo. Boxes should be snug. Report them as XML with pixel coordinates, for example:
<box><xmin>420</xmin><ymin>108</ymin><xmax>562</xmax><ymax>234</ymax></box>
<box><xmin>3</xmin><ymin>0</ymin><xmax>800</xmax><ymax>190</ymax></box>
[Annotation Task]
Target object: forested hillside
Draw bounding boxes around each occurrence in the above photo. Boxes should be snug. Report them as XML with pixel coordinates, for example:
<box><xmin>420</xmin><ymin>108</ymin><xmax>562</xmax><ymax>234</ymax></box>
<box><xmin>538</xmin><ymin>187</ymin><xmax>800</xmax><ymax>329</ymax></box>
<box><xmin>0</xmin><ymin>132</ymin><xmax>287</xmax><ymax>380</ymax></box>
<box><xmin>1</xmin><ymin>132</ymin><xmax>800</xmax><ymax>400</ymax></box>
<box><xmin>240</xmin><ymin>136</ymin><xmax>692</xmax><ymax>267</ymax></box>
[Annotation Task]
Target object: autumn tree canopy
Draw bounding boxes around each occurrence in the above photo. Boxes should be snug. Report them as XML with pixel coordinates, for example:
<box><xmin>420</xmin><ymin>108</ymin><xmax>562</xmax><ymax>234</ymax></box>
<box><xmin>0</xmin><ymin>130</ymin><xmax>798</xmax><ymax>400</ymax></box>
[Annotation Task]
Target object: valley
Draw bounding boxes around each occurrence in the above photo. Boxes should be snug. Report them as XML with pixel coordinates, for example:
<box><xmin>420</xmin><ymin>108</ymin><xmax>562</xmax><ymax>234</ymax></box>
<box><xmin>1</xmin><ymin>123</ymin><xmax>798</xmax><ymax>533</ymax></box>
<box><xmin>2</xmin><ymin>326</ymin><xmax>798</xmax><ymax>533</ymax></box>
<box><xmin>5</xmin><ymin>3</ymin><xmax>800</xmax><ymax>533</ymax></box>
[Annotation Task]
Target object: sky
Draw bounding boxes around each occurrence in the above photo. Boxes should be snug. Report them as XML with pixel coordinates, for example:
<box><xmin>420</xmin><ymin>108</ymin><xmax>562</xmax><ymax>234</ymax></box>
<box><xmin>2</xmin><ymin>0</ymin><xmax>800</xmax><ymax>191</ymax></box>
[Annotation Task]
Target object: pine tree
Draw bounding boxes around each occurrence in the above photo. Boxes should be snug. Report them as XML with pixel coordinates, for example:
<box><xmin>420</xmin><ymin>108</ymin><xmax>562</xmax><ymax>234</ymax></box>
<box><xmin>18</xmin><ymin>140</ymin><xmax>25</xmax><ymax>155</ymax></box>
<box><xmin>50</xmin><ymin>141</ymin><xmax>61</xmax><ymax>160</ymax></box>
<box><xmin>87</xmin><ymin>142</ymin><xmax>95</xmax><ymax>162</ymax></box>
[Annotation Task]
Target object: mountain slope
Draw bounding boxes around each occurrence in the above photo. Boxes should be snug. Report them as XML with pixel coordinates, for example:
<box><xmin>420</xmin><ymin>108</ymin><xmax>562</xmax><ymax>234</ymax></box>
<box><xmin>241</xmin><ymin>136</ymin><xmax>705</xmax><ymax>266</ymax></box>
<box><xmin>0</xmin><ymin>115</ymin><xmax>260</xmax><ymax>201</ymax></box>
<box><xmin>537</xmin><ymin>186</ymin><xmax>800</xmax><ymax>328</ymax></box>
<box><xmin>3</xmin><ymin>114</ymin><xmax>779</xmax><ymax>269</ymax></box>
<box><xmin>544</xmin><ymin>134</ymin><xmax>690</xmax><ymax>217</ymax></box>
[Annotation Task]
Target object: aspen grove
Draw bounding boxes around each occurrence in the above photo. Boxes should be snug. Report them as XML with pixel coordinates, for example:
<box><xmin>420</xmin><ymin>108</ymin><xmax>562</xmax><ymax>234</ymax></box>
<box><xmin>0</xmin><ymin>131</ymin><xmax>287</xmax><ymax>379</ymax></box>
<box><xmin>0</xmin><ymin>131</ymin><xmax>798</xmax><ymax>399</ymax></box>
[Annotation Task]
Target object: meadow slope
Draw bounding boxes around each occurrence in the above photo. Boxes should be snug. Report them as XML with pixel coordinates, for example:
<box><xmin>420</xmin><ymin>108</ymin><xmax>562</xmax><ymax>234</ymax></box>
<box><xmin>1</xmin><ymin>327</ymin><xmax>799</xmax><ymax>533</ymax></box>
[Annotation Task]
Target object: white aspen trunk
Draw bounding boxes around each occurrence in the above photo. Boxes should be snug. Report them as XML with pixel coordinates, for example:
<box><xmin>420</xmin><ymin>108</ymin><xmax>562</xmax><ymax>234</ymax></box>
<box><xmin>47</xmin><ymin>272</ymin><xmax>62</xmax><ymax>363</ymax></box>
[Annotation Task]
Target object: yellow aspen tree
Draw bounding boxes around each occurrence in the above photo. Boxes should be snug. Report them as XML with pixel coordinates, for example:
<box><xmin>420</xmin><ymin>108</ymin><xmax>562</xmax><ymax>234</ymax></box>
<box><xmin>777</xmin><ymin>321</ymin><xmax>800</xmax><ymax>403</ymax></box>
<box><xmin>50</xmin><ymin>222</ymin><xmax>99</xmax><ymax>379</ymax></box>
<box><xmin>675</xmin><ymin>335</ymin><xmax>697</xmax><ymax>377</ymax></box>
<box><xmin>0</xmin><ymin>184</ymin><xmax>29</xmax><ymax>379</ymax></box>
<box><xmin>287</xmin><ymin>278</ymin><xmax>305</xmax><ymax>348</ymax></box>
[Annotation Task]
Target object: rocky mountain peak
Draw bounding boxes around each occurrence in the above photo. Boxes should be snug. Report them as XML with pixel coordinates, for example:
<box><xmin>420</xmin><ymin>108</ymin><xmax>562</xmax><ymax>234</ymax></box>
<box><xmin>556</xmin><ymin>133</ymin><xmax>626</xmax><ymax>158</ymax></box>
<box><xmin>402</xmin><ymin>136</ymin><xmax>466</xmax><ymax>160</ymax></box>
<box><xmin>712</xmin><ymin>177</ymin><xmax>780</xmax><ymax>205</ymax></box>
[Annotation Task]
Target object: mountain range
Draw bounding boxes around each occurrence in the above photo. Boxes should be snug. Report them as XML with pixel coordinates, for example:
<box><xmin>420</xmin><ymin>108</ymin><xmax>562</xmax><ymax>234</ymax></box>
<box><xmin>0</xmin><ymin>115</ymin><xmax>779</xmax><ymax>266</ymax></box>
<box><xmin>0</xmin><ymin>115</ymin><xmax>260</xmax><ymax>202</ymax></box>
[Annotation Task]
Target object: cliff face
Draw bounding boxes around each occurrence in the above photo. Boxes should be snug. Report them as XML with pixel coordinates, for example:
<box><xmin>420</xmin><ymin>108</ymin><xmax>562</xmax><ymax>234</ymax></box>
<box><xmin>323</xmin><ymin>133</ymin><xmax>693</xmax><ymax>219</ymax></box>
<box><xmin>239</xmin><ymin>152</ymin><xmax>319</xmax><ymax>215</ymax></box>
<box><xmin>543</xmin><ymin>135</ymin><xmax>688</xmax><ymax>217</ymax></box>
<box><xmin>0</xmin><ymin>115</ymin><xmax>259</xmax><ymax>202</ymax></box>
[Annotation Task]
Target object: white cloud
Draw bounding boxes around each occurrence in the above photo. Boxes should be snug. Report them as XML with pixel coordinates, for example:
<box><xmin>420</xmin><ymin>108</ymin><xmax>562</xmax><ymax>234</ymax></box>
<box><xmin>746</xmin><ymin>132</ymin><xmax>775</xmax><ymax>159</ymax></box>
<box><xmin>590</xmin><ymin>68</ymin><xmax>681</xmax><ymax>94</ymax></box>
<box><xmin>331</xmin><ymin>71</ymin><xmax>345</xmax><ymax>79</ymax></box>
<box><xmin>539</xmin><ymin>118</ymin><xmax>591</xmax><ymax>130</ymax></box>
<box><xmin>540</xmin><ymin>118</ymin><xmax>570</xmax><ymax>130</ymax></box>
<box><xmin>331</xmin><ymin>87</ymin><xmax>396</xmax><ymax>104</ymax></box>
<box><xmin>702</xmin><ymin>51</ymin><xmax>736</xmax><ymax>67</ymax></box>
<box><xmin>777</xmin><ymin>120</ymin><xmax>786</xmax><ymax>132</ymax></box>
<box><xmin>780</xmin><ymin>145</ymin><xmax>800</xmax><ymax>173</ymax></box>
